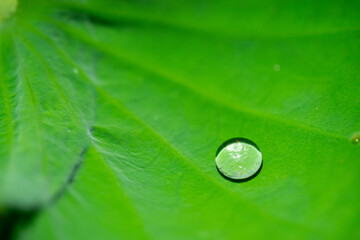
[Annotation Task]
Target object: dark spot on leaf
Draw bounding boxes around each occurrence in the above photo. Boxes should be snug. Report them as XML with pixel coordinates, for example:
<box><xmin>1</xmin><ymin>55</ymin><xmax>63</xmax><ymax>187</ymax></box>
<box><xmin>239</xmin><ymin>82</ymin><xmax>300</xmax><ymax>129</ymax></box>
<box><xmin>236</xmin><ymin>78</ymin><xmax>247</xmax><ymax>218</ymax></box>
<box><xmin>351</xmin><ymin>133</ymin><xmax>360</xmax><ymax>145</ymax></box>
<box><xmin>0</xmin><ymin>208</ymin><xmax>38</xmax><ymax>240</ymax></box>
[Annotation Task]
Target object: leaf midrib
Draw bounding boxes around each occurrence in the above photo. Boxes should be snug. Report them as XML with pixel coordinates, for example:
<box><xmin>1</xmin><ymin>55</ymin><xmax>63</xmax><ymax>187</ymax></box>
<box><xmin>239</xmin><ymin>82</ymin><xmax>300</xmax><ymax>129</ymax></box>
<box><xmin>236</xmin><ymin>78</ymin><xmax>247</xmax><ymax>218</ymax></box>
<box><xmin>12</xmin><ymin>33</ymin><xmax>45</xmax><ymax>174</ymax></box>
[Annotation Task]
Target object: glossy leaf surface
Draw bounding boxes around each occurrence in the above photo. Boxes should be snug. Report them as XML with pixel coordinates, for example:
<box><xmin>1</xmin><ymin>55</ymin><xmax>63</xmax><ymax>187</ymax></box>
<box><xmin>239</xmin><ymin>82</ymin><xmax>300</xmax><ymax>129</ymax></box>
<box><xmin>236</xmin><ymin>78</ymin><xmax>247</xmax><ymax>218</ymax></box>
<box><xmin>0</xmin><ymin>0</ymin><xmax>359</xmax><ymax>239</ymax></box>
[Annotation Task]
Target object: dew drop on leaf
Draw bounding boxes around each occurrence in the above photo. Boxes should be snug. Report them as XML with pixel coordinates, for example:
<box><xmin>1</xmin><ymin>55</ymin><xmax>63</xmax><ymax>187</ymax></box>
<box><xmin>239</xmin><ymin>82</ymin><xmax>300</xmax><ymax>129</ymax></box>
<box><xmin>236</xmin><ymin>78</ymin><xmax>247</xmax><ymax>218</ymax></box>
<box><xmin>215</xmin><ymin>138</ymin><xmax>262</xmax><ymax>180</ymax></box>
<box><xmin>351</xmin><ymin>133</ymin><xmax>360</xmax><ymax>145</ymax></box>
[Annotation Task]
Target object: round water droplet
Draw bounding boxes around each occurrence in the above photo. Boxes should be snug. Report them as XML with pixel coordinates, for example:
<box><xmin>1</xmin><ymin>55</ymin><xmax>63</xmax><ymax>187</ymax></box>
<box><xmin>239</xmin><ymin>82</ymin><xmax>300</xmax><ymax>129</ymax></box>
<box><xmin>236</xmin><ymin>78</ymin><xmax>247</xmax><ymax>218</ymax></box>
<box><xmin>351</xmin><ymin>133</ymin><xmax>360</xmax><ymax>145</ymax></box>
<box><xmin>215</xmin><ymin>138</ymin><xmax>262</xmax><ymax>180</ymax></box>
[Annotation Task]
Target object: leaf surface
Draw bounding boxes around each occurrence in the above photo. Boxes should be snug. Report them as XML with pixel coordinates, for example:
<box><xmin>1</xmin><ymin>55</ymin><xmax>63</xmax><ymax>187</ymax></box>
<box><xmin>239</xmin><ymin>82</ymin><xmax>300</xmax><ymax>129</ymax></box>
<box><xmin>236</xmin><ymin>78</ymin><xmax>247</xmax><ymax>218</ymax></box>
<box><xmin>0</xmin><ymin>0</ymin><xmax>359</xmax><ymax>239</ymax></box>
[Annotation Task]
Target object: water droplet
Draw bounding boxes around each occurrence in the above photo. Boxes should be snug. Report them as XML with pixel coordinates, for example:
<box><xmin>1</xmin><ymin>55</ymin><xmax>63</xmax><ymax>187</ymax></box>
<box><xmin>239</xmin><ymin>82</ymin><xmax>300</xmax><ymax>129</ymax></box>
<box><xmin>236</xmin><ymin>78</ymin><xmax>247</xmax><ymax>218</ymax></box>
<box><xmin>351</xmin><ymin>133</ymin><xmax>360</xmax><ymax>145</ymax></box>
<box><xmin>73</xmin><ymin>68</ymin><xmax>79</xmax><ymax>74</ymax></box>
<box><xmin>273</xmin><ymin>64</ymin><xmax>280</xmax><ymax>71</ymax></box>
<box><xmin>215</xmin><ymin>138</ymin><xmax>262</xmax><ymax>180</ymax></box>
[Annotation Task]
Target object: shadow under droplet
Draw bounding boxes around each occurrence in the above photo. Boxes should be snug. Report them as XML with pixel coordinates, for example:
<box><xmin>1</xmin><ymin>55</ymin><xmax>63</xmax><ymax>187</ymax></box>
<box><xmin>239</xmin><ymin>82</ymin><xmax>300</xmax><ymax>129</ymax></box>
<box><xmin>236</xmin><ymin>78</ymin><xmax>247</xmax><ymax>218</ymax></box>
<box><xmin>216</xmin><ymin>161</ymin><xmax>263</xmax><ymax>183</ymax></box>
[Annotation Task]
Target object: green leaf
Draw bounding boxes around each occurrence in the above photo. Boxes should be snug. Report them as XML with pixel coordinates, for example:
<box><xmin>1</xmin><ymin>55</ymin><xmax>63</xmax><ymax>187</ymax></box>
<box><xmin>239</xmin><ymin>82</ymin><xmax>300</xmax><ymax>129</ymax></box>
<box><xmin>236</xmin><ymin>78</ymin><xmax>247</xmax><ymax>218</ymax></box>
<box><xmin>0</xmin><ymin>0</ymin><xmax>17</xmax><ymax>22</ymax></box>
<box><xmin>1</xmin><ymin>0</ymin><xmax>360</xmax><ymax>239</ymax></box>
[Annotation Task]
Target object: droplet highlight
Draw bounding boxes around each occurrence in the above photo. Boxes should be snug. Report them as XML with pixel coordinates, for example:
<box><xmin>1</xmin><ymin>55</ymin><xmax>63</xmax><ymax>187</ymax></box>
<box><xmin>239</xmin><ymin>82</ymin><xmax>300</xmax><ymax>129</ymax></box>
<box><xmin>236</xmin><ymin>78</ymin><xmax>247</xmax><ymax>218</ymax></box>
<box><xmin>215</xmin><ymin>138</ymin><xmax>262</xmax><ymax>180</ymax></box>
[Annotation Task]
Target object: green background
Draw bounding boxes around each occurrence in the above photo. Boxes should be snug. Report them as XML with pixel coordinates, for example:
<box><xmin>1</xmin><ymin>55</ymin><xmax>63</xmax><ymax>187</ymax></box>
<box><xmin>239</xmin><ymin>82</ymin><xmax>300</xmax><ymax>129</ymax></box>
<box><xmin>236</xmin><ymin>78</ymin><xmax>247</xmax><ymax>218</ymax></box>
<box><xmin>0</xmin><ymin>0</ymin><xmax>359</xmax><ymax>239</ymax></box>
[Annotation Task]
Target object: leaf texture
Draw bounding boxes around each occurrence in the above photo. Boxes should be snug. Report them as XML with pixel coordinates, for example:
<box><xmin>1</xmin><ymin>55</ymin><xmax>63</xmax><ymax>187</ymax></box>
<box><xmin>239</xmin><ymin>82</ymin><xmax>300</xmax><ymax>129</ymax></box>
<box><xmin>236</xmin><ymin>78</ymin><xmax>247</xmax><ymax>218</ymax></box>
<box><xmin>0</xmin><ymin>0</ymin><xmax>359</xmax><ymax>239</ymax></box>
